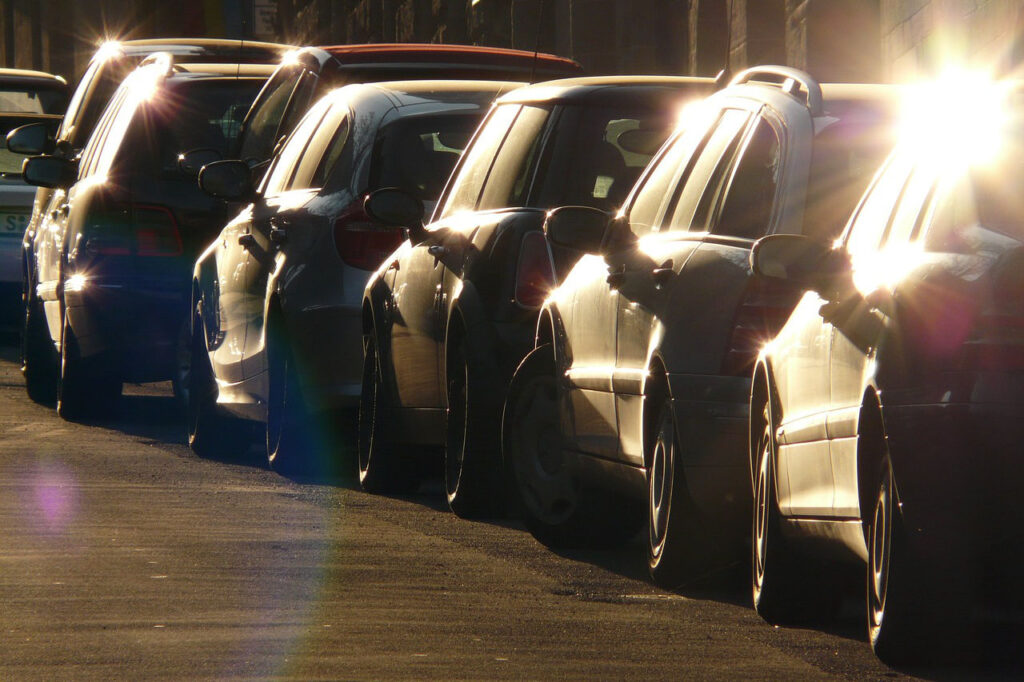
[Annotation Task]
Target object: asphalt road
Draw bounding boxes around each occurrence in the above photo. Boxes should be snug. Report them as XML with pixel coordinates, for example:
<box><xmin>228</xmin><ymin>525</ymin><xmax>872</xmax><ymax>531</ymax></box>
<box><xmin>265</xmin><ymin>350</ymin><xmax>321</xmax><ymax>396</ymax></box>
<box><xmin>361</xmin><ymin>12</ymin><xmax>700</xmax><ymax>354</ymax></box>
<box><xmin>0</xmin><ymin>340</ymin><xmax>1017</xmax><ymax>680</ymax></box>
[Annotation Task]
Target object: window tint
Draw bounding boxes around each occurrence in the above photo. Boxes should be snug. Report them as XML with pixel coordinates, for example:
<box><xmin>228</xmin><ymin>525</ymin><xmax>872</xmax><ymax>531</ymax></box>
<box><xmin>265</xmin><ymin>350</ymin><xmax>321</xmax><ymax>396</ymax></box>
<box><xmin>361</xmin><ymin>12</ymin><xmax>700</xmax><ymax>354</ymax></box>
<box><xmin>262</xmin><ymin>97</ymin><xmax>332</xmax><ymax>195</ymax></box>
<box><xmin>63</xmin><ymin>59</ymin><xmax>133</xmax><ymax>148</ymax></box>
<box><xmin>289</xmin><ymin>105</ymin><xmax>347</xmax><ymax>190</ymax></box>
<box><xmin>58</xmin><ymin>60</ymin><xmax>99</xmax><ymax>141</ymax></box>
<box><xmin>844</xmin><ymin>154</ymin><xmax>913</xmax><ymax>258</ymax></box>
<box><xmin>311</xmin><ymin>115</ymin><xmax>351</xmax><ymax>188</ymax></box>
<box><xmin>237</xmin><ymin>66</ymin><xmax>303</xmax><ymax>162</ymax></box>
<box><xmin>664</xmin><ymin>109</ymin><xmax>750</xmax><ymax>232</ymax></box>
<box><xmin>274</xmin><ymin>71</ymin><xmax>319</xmax><ymax>144</ymax></box>
<box><xmin>531</xmin><ymin>105</ymin><xmax>674</xmax><ymax>212</ymax></box>
<box><xmin>476</xmin><ymin>105</ymin><xmax>550</xmax><ymax>210</ymax></box>
<box><xmin>627</xmin><ymin>120</ymin><xmax>714</xmax><ymax>235</ymax></box>
<box><xmin>713</xmin><ymin>118</ymin><xmax>781</xmax><ymax>239</ymax></box>
<box><xmin>923</xmin><ymin>169</ymin><xmax>1024</xmax><ymax>254</ymax></box>
<box><xmin>370</xmin><ymin>113</ymin><xmax>484</xmax><ymax>199</ymax></box>
<box><xmin>884</xmin><ymin>167</ymin><xmax>936</xmax><ymax>247</ymax></box>
<box><xmin>439</xmin><ymin>104</ymin><xmax>520</xmax><ymax>217</ymax></box>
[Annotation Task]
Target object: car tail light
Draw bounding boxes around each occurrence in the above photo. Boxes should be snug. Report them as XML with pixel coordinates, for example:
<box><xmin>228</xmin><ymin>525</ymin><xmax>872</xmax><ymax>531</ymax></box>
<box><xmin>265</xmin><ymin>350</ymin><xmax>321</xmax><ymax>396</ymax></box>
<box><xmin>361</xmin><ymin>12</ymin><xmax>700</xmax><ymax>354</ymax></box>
<box><xmin>514</xmin><ymin>231</ymin><xmax>556</xmax><ymax>308</ymax></box>
<box><xmin>334</xmin><ymin>202</ymin><xmax>405</xmax><ymax>271</ymax></box>
<box><xmin>132</xmin><ymin>204</ymin><xmax>182</xmax><ymax>257</ymax></box>
<box><xmin>82</xmin><ymin>203</ymin><xmax>181</xmax><ymax>257</ymax></box>
<box><xmin>722</xmin><ymin>278</ymin><xmax>802</xmax><ymax>376</ymax></box>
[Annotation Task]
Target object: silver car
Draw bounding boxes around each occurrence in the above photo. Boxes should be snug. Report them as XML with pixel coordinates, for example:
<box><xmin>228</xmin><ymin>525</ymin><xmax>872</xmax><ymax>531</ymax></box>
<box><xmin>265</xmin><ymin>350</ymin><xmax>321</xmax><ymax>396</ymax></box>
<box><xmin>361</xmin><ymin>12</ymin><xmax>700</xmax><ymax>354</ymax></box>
<box><xmin>189</xmin><ymin>79</ymin><xmax>521</xmax><ymax>474</ymax></box>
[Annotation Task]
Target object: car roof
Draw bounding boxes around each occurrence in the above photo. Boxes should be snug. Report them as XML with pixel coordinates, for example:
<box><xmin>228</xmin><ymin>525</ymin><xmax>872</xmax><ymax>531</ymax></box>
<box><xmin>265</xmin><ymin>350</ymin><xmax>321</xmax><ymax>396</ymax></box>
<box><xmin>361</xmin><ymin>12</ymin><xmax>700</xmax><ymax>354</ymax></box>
<box><xmin>167</xmin><ymin>63</ymin><xmax>279</xmax><ymax>79</ymax></box>
<box><xmin>496</xmin><ymin>75</ymin><xmax>717</xmax><ymax>105</ymax></box>
<box><xmin>291</xmin><ymin>43</ymin><xmax>582</xmax><ymax>78</ymax></box>
<box><xmin>0</xmin><ymin>68</ymin><xmax>67</xmax><ymax>87</ymax></box>
<box><xmin>96</xmin><ymin>38</ymin><xmax>290</xmax><ymax>63</ymax></box>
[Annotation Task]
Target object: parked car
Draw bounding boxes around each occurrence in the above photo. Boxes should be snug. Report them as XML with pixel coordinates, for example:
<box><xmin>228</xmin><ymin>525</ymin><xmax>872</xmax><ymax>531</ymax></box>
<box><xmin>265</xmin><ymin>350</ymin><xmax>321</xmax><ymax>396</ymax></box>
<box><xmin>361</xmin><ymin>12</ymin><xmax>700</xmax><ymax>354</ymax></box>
<box><xmin>749</xmin><ymin>77</ymin><xmax>1024</xmax><ymax>663</ymax></box>
<box><xmin>0</xmin><ymin>68</ymin><xmax>67</xmax><ymax>322</ymax></box>
<box><xmin>359</xmin><ymin>76</ymin><xmax>715</xmax><ymax>516</ymax></box>
<box><xmin>218</xmin><ymin>43</ymin><xmax>583</xmax><ymax>175</ymax></box>
<box><xmin>188</xmin><ymin>79</ymin><xmax>520</xmax><ymax>474</ymax></box>
<box><xmin>502</xmin><ymin>68</ymin><xmax>901</xmax><ymax>584</ymax></box>
<box><xmin>20</xmin><ymin>57</ymin><xmax>275</xmax><ymax>417</ymax></box>
<box><xmin>15</xmin><ymin>38</ymin><xmax>287</xmax><ymax>399</ymax></box>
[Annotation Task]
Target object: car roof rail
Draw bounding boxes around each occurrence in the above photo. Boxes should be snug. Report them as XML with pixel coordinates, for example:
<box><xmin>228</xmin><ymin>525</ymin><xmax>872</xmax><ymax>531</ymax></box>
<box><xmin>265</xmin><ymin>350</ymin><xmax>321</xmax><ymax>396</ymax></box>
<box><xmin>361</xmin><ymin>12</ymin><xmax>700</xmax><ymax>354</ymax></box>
<box><xmin>728</xmin><ymin>65</ymin><xmax>823</xmax><ymax>116</ymax></box>
<box><xmin>138</xmin><ymin>51</ymin><xmax>176</xmax><ymax>76</ymax></box>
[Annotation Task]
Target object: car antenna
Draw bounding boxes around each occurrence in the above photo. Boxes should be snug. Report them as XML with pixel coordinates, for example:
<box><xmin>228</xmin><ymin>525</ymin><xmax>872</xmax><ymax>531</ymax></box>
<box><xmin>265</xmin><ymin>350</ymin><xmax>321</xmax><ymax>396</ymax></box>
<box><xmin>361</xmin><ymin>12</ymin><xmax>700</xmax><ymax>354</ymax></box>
<box><xmin>716</xmin><ymin>0</ymin><xmax>733</xmax><ymax>87</ymax></box>
<box><xmin>529</xmin><ymin>0</ymin><xmax>547</xmax><ymax>84</ymax></box>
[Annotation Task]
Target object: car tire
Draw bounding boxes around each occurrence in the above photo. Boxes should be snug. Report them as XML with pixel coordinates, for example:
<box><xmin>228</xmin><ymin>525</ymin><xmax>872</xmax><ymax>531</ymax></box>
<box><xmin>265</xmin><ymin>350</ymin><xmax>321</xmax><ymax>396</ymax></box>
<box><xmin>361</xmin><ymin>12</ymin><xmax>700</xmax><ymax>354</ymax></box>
<box><xmin>646</xmin><ymin>398</ymin><xmax>713</xmax><ymax>588</ymax></box>
<box><xmin>56</xmin><ymin>311</ymin><xmax>121</xmax><ymax>421</ymax></box>
<box><xmin>187</xmin><ymin>313</ymin><xmax>249</xmax><ymax>458</ymax></box>
<box><xmin>21</xmin><ymin>288</ymin><xmax>57</xmax><ymax>405</ymax></box>
<box><xmin>505</xmin><ymin>344</ymin><xmax>639</xmax><ymax>548</ymax></box>
<box><xmin>444</xmin><ymin>336</ymin><xmax>503</xmax><ymax>518</ymax></box>
<box><xmin>171</xmin><ymin>316</ymin><xmax>191</xmax><ymax>412</ymax></box>
<box><xmin>358</xmin><ymin>331</ymin><xmax>420</xmax><ymax>494</ymax></box>
<box><xmin>752</xmin><ymin>396</ymin><xmax>840</xmax><ymax>624</ymax></box>
<box><xmin>265</xmin><ymin>323</ymin><xmax>316</xmax><ymax>475</ymax></box>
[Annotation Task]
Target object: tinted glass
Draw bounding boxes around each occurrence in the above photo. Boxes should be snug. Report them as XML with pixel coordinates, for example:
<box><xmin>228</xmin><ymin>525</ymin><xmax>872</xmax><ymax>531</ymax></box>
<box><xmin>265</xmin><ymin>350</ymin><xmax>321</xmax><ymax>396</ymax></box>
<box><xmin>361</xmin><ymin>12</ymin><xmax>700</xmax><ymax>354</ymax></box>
<box><xmin>476</xmin><ymin>105</ymin><xmax>549</xmax><ymax>210</ymax></box>
<box><xmin>263</xmin><ymin>97</ymin><xmax>332</xmax><ymax>195</ymax></box>
<box><xmin>439</xmin><ymin>104</ymin><xmax>520</xmax><ymax>217</ymax></box>
<box><xmin>370</xmin><ymin>113</ymin><xmax>483</xmax><ymax>199</ymax></box>
<box><xmin>924</xmin><ymin>164</ymin><xmax>1024</xmax><ymax>254</ymax></box>
<box><xmin>844</xmin><ymin>154</ymin><xmax>913</xmax><ymax>258</ymax></box>
<box><xmin>713</xmin><ymin>118</ymin><xmax>781</xmax><ymax>239</ymax></box>
<box><xmin>63</xmin><ymin>59</ymin><xmax>132</xmax><ymax>148</ymax></box>
<box><xmin>664</xmin><ymin>109</ymin><xmax>750</xmax><ymax>232</ymax></box>
<box><xmin>802</xmin><ymin>113</ymin><xmax>898</xmax><ymax>242</ymax></box>
<box><xmin>531</xmin><ymin>105</ymin><xmax>676</xmax><ymax>212</ymax></box>
<box><xmin>236</xmin><ymin>65</ymin><xmax>303</xmax><ymax>162</ymax></box>
<box><xmin>313</xmin><ymin>116</ymin><xmax>351</xmax><ymax>188</ymax></box>
<box><xmin>0</xmin><ymin>86</ymin><xmax>66</xmax><ymax>114</ymax></box>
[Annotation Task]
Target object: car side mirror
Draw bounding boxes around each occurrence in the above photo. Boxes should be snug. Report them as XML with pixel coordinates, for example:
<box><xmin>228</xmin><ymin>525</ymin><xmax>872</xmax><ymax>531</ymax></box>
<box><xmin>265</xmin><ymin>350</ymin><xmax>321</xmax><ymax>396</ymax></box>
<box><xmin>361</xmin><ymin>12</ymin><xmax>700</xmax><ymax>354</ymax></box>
<box><xmin>23</xmin><ymin>155</ymin><xmax>77</xmax><ymax>189</ymax></box>
<box><xmin>544</xmin><ymin>206</ymin><xmax>609</xmax><ymax>253</ymax></box>
<box><xmin>7</xmin><ymin>122</ymin><xmax>54</xmax><ymax>155</ymax></box>
<box><xmin>178</xmin><ymin>147</ymin><xmax>224</xmax><ymax>177</ymax></box>
<box><xmin>198</xmin><ymin>160</ymin><xmax>253</xmax><ymax>201</ymax></box>
<box><xmin>364</xmin><ymin>187</ymin><xmax>427</xmax><ymax>244</ymax></box>
<box><xmin>750</xmin><ymin>234</ymin><xmax>850</xmax><ymax>299</ymax></box>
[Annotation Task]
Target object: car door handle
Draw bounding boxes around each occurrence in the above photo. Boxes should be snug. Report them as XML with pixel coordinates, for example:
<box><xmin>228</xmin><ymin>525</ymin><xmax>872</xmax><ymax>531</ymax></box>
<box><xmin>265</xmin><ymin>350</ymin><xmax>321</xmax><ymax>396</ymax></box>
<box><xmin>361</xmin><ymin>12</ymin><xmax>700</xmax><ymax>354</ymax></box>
<box><xmin>606</xmin><ymin>264</ymin><xmax>626</xmax><ymax>288</ymax></box>
<box><xmin>238</xmin><ymin>233</ymin><xmax>256</xmax><ymax>249</ymax></box>
<box><xmin>652</xmin><ymin>260</ymin><xmax>674</xmax><ymax>286</ymax></box>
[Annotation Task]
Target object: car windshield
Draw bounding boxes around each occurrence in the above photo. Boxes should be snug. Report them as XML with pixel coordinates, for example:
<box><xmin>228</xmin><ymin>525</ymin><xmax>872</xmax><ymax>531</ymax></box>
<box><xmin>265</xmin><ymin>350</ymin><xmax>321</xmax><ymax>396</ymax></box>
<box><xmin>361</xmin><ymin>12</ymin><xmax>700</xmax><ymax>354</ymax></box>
<box><xmin>531</xmin><ymin>104</ymin><xmax>676</xmax><ymax>212</ymax></box>
<box><xmin>369</xmin><ymin>113</ymin><xmax>483</xmax><ymax>201</ymax></box>
<box><xmin>0</xmin><ymin>85</ymin><xmax>66</xmax><ymax>114</ymax></box>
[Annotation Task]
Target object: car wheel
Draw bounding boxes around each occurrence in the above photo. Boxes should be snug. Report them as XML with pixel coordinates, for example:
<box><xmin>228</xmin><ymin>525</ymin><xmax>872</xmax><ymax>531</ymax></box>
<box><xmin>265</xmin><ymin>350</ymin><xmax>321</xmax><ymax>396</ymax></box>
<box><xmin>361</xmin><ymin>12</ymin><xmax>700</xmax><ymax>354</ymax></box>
<box><xmin>187</xmin><ymin>313</ymin><xmax>249</xmax><ymax>458</ymax></box>
<box><xmin>505</xmin><ymin>344</ymin><xmax>639</xmax><ymax>548</ymax></box>
<box><xmin>752</xmin><ymin>397</ymin><xmax>839</xmax><ymax>624</ymax></box>
<box><xmin>21</xmin><ymin>288</ymin><xmax>57</xmax><ymax>405</ymax></box>
<box><xmin>56</xmin><ymin>311</ymin><xmax>121</xmax><ymax>421</ymax></box>
<box><xmin>358</xmin><ymin>332</ymin><xmax>420</xmax><ymax>494</ymax></box>
<box><xmin>646</xmin><ymin>398</ymin><xmax>713</xmax><ymax>587</ymax></box>
<box><xmin>445</xmin><ymin>337</ymin><xmax>503</xmax><ymax>518</ymax></box>
<box><xmin>265</xmin><ymin>325</ymin><xmax>316</xmax><ymax>475</ymax></box>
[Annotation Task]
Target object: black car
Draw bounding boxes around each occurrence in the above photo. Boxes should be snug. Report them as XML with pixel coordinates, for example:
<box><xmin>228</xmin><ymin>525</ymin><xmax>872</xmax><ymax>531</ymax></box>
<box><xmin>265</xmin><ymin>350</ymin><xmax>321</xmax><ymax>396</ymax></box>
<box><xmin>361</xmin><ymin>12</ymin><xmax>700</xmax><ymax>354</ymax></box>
<box><xmin>21</xmin><ymin>57</ymin><xmax>275</xmax><ymax>418</ymax></box>
<box><xmin>359</xmin><ymin>76</ymin><xmax>714</xmax><ymax>517</ymax></box>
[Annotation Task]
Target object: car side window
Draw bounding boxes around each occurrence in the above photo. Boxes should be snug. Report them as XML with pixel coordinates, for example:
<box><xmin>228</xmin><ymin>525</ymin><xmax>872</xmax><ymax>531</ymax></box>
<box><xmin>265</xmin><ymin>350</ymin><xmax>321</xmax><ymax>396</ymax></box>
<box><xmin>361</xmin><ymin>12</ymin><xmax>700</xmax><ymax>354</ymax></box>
<box><xmin>476</xmin><ymin>105</ymin><xmax>550</xmax><ymax>211</ymax></box>
<box><xmin>883</xmin><ymin>166</ymin><xmax>936</xmax><ymax>247</ymax></box>
<box><xmin>664</xmin><ymin>108</ymin><xmax>751</xmax><ymax>232</ymax></box>
<box><xmin>79</xmin><ymin>86</ymin><xmax>131</xmax><ymax>179</ymax></box>
<box><xmin>237</xmin><ymin>65</ymin><xmax>303</xmax><ymax>162</ymax></box>
<box><xmin>843</xmin><ymin>154</ymin><xmax>914</xmax><ymax>259</ymax></box>
<box><xmin>58</xmin><ymin>60</ymin><xmax>99</xmax><ymax>142</ymax></box>
<box><xmin>627</xmin><ymin>118</ymin><xmax>714</xmax><ymax>235</ymax></box>
<box><xmin>311</xmin><ymin>114</ymin><xmax>351</xmax><ymax>188</ymax></box>
<box><xmin>921</xmin><ymin>175</ymin><xmax>979</xmax><ymax>253</ymax></box>
<box><xmin>438</xmin><ymin>104</ymin><xmax>521</xmax><ymax>218</ymax></box>
<box><xmin>290</xmin><ymin>105</ymin><xmax>348</xmax><ymax>190</ymax></box>
<box><xmin>262</xmin><ymin>98</ymin><xmax>332</xmax><ymax>195</ymax></box>
<box><xmin>712</xmin><ymin>117</ymin><xmax>781</xmax><ymax>239</ymax></box>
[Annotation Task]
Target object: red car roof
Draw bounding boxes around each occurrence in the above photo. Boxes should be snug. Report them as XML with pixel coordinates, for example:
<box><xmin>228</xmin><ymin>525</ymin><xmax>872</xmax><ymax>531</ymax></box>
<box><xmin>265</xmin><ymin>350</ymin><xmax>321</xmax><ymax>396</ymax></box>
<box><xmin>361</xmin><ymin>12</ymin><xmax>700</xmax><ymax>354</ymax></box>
<box><xmin>318</xmin><ymin>43</ymin><xmax>581</xmax><ymax>72</ymax></box>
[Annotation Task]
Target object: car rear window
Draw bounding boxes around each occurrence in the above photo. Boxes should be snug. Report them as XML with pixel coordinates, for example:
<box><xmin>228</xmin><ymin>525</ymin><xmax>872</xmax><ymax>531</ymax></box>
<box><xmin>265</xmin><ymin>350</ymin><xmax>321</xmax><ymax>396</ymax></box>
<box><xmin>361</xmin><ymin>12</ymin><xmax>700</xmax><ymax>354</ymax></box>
<box><xmin>0</xmin><ymin>85</ymin><xmax>66</xmax><ymax>115</ymax></box>
<box><xmin>531</xmin><ymin>104</ymin><xmax>676</xmax><ymax>212</ymax></box>
<box><xmin>125</xmin><ymin>78</ymin><xmax>265</xmax><ymax>174</ymax></box>
<box><xmin>369</xmin><ymin>113</ymin><xmax>483</xmax><ymax>200</ymax></box>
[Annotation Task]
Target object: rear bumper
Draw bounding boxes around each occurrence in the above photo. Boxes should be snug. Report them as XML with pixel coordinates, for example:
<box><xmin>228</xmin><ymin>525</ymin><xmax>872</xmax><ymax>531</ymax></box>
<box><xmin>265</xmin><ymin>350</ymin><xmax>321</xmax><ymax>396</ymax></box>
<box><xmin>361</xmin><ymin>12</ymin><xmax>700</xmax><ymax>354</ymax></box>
<box><xmin>64</xmin><ymin>280</ymin><xmax>187</xmax><ymax>382</ymax></box>
<box><xmin>668</xmin><ymin>372</ymin><xmax>751</xmax><ymax>539</ymax></box>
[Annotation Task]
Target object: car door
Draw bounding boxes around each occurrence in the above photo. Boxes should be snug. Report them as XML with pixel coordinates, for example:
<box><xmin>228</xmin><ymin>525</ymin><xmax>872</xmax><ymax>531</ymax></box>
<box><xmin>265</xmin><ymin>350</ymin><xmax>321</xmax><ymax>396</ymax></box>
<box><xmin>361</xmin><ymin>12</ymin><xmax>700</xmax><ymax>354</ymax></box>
<box><xmin>240</xmin><ymin>97</ymin><xmax>333</xmax><ymax>380</ymax></box>
<box><xmin>827</xmin><ymin>158</ymin><xmax>928</xmax><ymax>518</ymax></box>
<box><xmin>610</xmin><ymin>107</ymin><xmax>753</xmax><ymax>465</ymax></box>
<box><xmin>388</xmin><ymin>103</ymin><xmax>521</xmax><ymax>408</ymax></box>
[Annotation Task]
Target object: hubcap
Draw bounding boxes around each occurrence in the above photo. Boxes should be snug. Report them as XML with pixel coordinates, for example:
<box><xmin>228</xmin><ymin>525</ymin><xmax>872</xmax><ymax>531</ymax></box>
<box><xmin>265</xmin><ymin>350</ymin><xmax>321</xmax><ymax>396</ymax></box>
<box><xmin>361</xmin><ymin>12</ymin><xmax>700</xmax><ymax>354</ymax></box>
<box><xmin>870</xmin><ymin>469</ymin><xmax>892</xmax><ymax>629</ymax></box>
<box><xmin>753</xmin><ymin>412</ymin><xmax>771</xmax><ymax>592</ymax></box>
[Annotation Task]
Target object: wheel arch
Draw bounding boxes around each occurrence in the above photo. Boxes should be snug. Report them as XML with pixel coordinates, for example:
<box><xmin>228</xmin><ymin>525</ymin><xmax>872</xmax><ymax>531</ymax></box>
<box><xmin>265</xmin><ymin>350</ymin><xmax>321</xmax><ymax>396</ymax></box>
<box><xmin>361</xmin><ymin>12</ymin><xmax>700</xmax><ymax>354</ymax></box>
<box><xmin>642</xmin><ymin>354</ymin><xmax>671</xmax><ymax>471</ymax></box>
<box><xmin>856</xmin><ymin>385</ymin><xmax>888</xmax><ymax>538</ymax></box>
<box><xmin>750</xmin><ymin>358</ymin><xmax>782</xmax><ymax>492</ymax></box>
